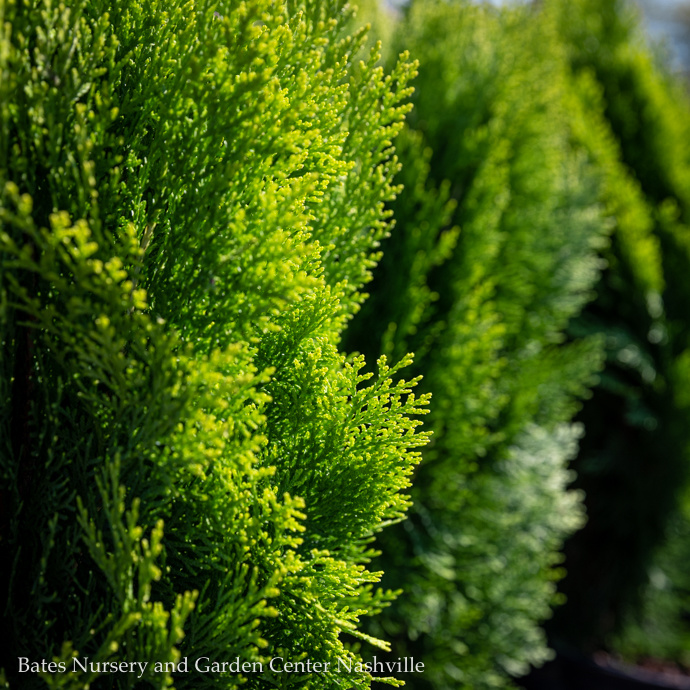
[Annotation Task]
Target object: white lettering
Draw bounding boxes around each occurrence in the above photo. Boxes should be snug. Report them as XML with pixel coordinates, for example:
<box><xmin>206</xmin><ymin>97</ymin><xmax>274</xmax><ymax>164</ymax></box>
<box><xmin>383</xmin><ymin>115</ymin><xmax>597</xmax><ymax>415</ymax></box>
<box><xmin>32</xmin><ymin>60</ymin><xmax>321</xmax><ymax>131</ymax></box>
<box><xmin>337</xmin><ymin>658</ymin><xmax>353</xmax><ymax>673</ymax></box>
<box><xmin>72</xmin><ymin>657</ymin><xmax>88</xmax><ymax>673</ymax></box>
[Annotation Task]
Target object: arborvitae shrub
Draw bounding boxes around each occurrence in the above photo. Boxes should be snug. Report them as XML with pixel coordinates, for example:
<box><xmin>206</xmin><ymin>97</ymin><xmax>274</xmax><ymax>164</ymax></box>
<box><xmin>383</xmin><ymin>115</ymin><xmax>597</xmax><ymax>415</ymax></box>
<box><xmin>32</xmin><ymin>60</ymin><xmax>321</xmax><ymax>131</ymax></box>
<box><xmin>545</xmin><ymin>0</ymin><xmax>690</xmax><ymax>649</ymax></box>
<box><xmin>0</xmin><ymin>2</ymin><xmax>428</xmax><ymax>689</ymax></box>
<box><xmin>344</xmin><ymin>2</ymin><xmax>609</xmax><ymax>688</ymax></box>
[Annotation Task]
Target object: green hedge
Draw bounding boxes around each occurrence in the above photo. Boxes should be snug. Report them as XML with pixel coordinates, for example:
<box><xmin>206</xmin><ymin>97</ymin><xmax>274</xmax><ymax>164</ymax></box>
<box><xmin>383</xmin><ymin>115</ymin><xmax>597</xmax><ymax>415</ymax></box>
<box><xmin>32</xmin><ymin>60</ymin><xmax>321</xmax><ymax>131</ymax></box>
<box><xmin>341</xmin><ymin>0</ymin><xmax>690</xmax><ymax>680</ymax></box>
<box><xmin>546</xmin><ymin>0</ymin><xmax>690</xmax><ymax>650</ymax></box>
<box><xmin>344</xmin><ymin>2</ymin><xmax>610</xmax><ymax>688</ymax></box>
<box><xmin>0</xmin><ymin>2</ymin><xmax>428</xmax><ymax>689</ymax></box>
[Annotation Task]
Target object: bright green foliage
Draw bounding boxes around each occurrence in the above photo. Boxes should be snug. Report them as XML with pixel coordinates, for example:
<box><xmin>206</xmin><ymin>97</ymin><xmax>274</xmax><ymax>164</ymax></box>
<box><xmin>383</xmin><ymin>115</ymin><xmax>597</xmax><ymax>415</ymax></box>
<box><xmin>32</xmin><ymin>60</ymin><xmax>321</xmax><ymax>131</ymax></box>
<box><xmin>344</xmin><ymin>2</ymin><xmax>609</xmax><ymax>688</ymax></box>
<box><xmin>0</xmin><ymin>1</ymin><xmax>428</xmax><ymax>689</ymax></box>
<box><xmin>545</xmin><ymin>0</ymin><xmax>690</xmax><ymax>649</ymax></box>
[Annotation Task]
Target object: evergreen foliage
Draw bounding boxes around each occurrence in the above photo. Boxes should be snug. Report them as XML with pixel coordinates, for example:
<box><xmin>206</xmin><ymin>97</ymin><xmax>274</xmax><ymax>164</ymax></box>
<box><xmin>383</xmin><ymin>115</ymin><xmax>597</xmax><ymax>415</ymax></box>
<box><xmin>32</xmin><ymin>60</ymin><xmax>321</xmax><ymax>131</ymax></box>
<box><xmin>0</xmin><ymin>1</ymin><xmax>428</xmax><ymax>689</ymax></box>
<box><xmin>343</xmin><ymin>2</ymin><xmax>610</xmax><ymax>688</ymax></box>
<box><xmin>546</xmin><ymin>0</ymin><xmax>690</xmax><ymax>649</ymax></box>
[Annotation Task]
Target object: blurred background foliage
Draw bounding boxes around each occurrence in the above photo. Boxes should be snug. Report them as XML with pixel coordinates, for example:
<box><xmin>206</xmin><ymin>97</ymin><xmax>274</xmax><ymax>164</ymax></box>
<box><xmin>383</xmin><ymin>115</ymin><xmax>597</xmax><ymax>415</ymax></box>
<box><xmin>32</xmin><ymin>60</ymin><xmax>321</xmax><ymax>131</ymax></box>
<box><xmin>344</xmin><ymin>0</ymin><xmax>690</xmax><ymax>687</ymax></box>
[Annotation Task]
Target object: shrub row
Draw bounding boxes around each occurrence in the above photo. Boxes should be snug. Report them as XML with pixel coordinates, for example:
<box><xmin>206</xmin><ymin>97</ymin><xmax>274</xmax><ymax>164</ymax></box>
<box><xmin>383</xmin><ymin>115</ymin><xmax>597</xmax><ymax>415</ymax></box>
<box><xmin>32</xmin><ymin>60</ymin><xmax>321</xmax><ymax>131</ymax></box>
<box><xmin>344</xmin><ymin>0</ymin><xmax>690</xmax><ymax>686</ymax></box>
<box><xmin>4</xmin><ymin>0</ymin><xmax>690</xmax><ymax>689</ymax></box>
<box><xmin>548</xmin><ymin>0</ymin><xmax>690</xmax><ymax>651</ymax></box>
<box><xmin>345</xmin><ymin>2</ymin><xmax>607</xmax><ymax>687</ymax></box>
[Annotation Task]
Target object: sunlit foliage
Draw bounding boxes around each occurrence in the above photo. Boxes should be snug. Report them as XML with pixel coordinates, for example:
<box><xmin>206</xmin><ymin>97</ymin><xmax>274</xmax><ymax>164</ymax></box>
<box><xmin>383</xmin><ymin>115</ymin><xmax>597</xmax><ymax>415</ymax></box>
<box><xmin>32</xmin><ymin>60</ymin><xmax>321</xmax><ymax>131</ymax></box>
<box><xmin>0</xmin><ymin>1</ymin><xmax>427</xmax><ymax>688</ymax></box>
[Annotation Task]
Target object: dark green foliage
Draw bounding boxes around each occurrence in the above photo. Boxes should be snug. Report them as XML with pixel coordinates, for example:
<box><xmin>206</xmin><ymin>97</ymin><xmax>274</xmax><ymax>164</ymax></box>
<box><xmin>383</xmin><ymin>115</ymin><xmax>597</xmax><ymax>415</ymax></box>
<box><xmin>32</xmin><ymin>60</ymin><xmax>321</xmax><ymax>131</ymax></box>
<box><xmin>545</xmin><ymin>0</ymin><xmax>690</xmax><ymax>650</ymax></box>
<box><xmin>0</xmin><ymin>1</ymin><xmax>428</xmax><ymax>689</ymax></box>
<box><xmin>610</xmin><ymin>488</ymin><xmax>690</xmax><ymax>669</ymax></box>
<box><xmin>343</xmin><ymin>2</ymin><xmax>610</xmax><ymax>688</ymax></box>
